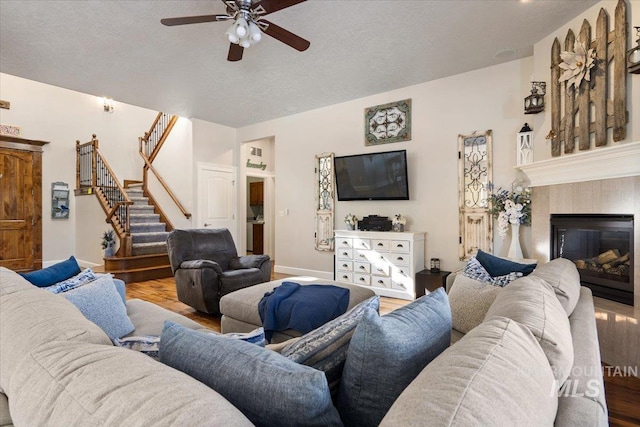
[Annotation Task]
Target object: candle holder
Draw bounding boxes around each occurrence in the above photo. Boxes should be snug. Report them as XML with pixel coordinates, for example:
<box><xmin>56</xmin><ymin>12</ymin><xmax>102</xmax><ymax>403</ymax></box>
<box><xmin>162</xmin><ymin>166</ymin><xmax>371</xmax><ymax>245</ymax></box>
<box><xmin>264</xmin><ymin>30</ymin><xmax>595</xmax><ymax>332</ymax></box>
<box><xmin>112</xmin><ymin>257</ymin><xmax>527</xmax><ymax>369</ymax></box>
<box><xmin>430</xmin><ymin>258</ymin><xmax>441</xmax><ymax>273</ymax></box>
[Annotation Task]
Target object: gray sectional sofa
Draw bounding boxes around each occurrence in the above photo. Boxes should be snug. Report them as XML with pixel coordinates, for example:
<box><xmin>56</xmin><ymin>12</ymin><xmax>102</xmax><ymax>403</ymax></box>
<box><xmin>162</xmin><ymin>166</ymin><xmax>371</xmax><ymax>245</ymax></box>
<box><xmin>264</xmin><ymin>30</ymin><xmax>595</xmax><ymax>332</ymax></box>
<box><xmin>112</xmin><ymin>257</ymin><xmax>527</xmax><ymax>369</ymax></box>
<box><xmin>0</xmin><ymin>257</ymin><xmax>607</xmax><ymax>426</ymax></box>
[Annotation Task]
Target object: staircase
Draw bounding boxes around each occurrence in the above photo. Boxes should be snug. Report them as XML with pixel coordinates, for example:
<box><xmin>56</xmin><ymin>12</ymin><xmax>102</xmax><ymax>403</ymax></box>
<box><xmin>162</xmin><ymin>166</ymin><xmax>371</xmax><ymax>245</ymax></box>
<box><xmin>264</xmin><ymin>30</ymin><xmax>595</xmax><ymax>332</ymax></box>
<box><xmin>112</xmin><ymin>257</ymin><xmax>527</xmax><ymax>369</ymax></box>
<box><xmin>126</xmin><ymin>184</ymin><xmax>169</xmax><ymax>256</ymax></box>
<box><xmin>76</xmin><ymin>112</ymin><xmax>189</xmax><ymax>283</ymax></box>
<box><xmin>102</xmin><ymin>182</ymin><xmax>174</xmax><ymax>282</ymax></box>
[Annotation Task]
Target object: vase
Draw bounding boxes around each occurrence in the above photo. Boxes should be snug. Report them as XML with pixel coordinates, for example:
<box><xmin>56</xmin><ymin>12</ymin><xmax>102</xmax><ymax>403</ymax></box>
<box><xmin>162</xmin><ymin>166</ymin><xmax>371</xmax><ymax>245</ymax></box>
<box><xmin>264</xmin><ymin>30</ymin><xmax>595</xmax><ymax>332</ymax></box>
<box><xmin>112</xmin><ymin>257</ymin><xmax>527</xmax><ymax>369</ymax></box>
<box><xmin>346</xmin><ymin>224</ymin><xmax>355</xmax><ymax>230</ymax></box>
<box><xmin>507</xmin><ymin>223</ymin><xmax>523</xmax><ymax>259</ymax></box>
<box><xmin>392</xmin><ymin>223</ymin><xmax>404</xmax><ymax>232</ymax></box>
<box><xmin>104</xmin><ymin>246</ymin><xmax>115</xmax><ymax>258</ymax></box>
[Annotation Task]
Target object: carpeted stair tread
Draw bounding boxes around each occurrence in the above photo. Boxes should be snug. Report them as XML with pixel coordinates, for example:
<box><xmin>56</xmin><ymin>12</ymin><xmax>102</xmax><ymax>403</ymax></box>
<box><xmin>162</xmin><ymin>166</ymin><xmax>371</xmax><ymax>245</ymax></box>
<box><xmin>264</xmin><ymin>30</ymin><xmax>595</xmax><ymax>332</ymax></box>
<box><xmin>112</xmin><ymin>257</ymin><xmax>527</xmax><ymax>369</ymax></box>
<box><xmin>130</xmin><ymin>213</ymin><xmax>160</xmax><ymax>223</ymax></box>
<box><xmin>129</xmin><ymin>205</ymin><xmax>155</xmax><ymax>213</ymax></box>
<box><xmin>130</xmin><ymin>222</ymin><xmax>167</xmax><ymax>233</ymax></box>
<box><xmin>129</xmin><ymin>197</ymin><xmax>150</xmax><ymax>205</ymax></box>
<box><xmin>132</xmin><ymin>241</ymin><xmax>168</xmax><ymax>256</ymax></box>
<box><xmin>131</xmin><ymin>232</ymin><xmax>170</xmax><ymax>244</ymax></box>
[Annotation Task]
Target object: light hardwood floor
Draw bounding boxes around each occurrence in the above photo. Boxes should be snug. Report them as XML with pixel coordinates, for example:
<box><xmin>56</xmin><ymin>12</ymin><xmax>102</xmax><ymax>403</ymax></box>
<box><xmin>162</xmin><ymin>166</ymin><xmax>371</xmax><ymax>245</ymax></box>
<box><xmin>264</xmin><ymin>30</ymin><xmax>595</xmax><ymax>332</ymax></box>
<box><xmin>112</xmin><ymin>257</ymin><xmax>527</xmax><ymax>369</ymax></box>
<box><xmin>125</xmin><ymin>274</ymin><xmax>640</xmax><ymax>426</ymax></box>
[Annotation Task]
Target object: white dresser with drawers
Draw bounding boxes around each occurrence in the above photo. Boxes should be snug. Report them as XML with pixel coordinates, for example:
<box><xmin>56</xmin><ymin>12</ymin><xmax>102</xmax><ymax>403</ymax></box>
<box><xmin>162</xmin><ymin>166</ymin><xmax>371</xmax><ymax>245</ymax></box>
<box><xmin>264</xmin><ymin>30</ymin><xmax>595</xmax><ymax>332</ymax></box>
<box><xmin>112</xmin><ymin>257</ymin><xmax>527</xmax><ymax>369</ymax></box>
<box><xmin>334</xmin><ymin>230</ymin><xmax>426</xmax><ymax>300</ymax></box>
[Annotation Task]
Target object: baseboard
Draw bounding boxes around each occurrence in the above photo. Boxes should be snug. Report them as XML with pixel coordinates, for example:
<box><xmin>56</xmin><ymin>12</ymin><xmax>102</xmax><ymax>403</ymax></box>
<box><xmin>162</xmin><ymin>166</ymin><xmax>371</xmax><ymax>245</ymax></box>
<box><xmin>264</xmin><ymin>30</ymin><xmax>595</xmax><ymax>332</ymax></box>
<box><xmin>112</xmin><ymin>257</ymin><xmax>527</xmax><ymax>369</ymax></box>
<box><xmin>274</xmin><ymin>265</ymin><xmax>333</xmax><ymax>280</ymax></box>
<box><xmin>42</xmin><ymin>259</ymin><xmax>101</xmax><ymax>268</ymax></box>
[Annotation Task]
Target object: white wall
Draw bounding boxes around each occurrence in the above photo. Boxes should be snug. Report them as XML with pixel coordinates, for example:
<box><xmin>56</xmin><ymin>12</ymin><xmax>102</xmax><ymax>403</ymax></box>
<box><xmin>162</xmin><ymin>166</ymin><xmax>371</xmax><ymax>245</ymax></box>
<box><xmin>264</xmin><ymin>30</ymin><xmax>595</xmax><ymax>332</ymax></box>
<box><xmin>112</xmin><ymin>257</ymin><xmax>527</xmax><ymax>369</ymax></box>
<box><xmin>0</xmin><ymin>73</ymin><xmax>193</xmax><ymax>264</ymax></box>
<box><xmin>237</xmin><ymin>58</ymin><xmax>533</xmax><ymax>276</ymax></box>
<box><xmin>146</xmin><ymin>117</ymin><xmax>194</xmax><ymax>231</ymax></box>
<box><xmin>531</xmin><ymin>0</ymin><xmax>639</xmax><ymax>161</ymax></box>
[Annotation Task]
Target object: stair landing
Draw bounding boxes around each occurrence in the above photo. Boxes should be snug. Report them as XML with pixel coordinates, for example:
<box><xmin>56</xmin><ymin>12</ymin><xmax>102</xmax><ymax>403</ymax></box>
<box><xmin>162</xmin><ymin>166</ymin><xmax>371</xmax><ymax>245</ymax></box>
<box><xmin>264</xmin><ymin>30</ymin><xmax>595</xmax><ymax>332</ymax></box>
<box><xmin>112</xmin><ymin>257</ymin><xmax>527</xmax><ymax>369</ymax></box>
<box><xmin>104</xmin><ymin>253</ymin><xmax>172</xmax><ymax>283</ymax></box>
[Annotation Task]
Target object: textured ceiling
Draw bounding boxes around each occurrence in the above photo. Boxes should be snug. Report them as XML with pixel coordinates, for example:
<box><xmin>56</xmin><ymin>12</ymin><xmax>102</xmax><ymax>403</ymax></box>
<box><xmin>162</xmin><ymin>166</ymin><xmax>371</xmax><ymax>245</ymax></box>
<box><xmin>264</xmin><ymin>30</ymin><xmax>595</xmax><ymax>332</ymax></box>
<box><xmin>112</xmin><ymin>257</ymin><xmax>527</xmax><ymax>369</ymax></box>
<box><xmin>0</xmin><ymin>0</ymin><xmax>598</xmax><ymax>127</ymax></box>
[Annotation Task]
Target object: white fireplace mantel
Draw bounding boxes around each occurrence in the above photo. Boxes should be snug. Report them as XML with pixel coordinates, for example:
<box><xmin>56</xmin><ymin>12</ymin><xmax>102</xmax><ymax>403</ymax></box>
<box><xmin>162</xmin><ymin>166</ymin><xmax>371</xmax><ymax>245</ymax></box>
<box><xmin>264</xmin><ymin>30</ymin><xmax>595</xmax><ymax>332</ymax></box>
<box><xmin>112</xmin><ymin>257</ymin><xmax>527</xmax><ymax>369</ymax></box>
<box><xmin>517</xmin><ymin>141</ymin><xmax>640</xmax><ymax>187</ymax></box>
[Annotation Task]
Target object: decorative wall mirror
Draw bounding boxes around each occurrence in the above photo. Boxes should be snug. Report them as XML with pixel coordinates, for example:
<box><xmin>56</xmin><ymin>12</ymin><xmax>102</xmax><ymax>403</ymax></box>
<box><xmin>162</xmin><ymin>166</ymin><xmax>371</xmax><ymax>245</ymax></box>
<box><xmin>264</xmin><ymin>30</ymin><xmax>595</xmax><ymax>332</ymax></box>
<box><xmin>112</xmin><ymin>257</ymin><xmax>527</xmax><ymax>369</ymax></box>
<box><xmin>458</xmin><ymin>130</ymin><xmax>493</xmax><ymax>260</ymax></box>
<box><xmin>315</xmin><ymin>152</ymin><xmax>335</xmax><ymax>251</ymax></box>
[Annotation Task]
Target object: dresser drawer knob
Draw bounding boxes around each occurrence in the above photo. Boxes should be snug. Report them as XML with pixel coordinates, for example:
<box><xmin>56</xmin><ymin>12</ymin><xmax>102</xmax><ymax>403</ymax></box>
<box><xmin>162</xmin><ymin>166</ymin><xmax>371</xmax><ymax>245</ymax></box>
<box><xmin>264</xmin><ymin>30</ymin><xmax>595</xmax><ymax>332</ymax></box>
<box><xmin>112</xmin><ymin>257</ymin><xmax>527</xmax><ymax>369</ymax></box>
<box><xmin>359</xmin><ymin>266</ymin><xmax>366</xmax><ymax>270</ymax></box>
<box><xmin>359</xmin><ymin>277</ymin><xmax>366</xmax><ymax>282</ymax></box>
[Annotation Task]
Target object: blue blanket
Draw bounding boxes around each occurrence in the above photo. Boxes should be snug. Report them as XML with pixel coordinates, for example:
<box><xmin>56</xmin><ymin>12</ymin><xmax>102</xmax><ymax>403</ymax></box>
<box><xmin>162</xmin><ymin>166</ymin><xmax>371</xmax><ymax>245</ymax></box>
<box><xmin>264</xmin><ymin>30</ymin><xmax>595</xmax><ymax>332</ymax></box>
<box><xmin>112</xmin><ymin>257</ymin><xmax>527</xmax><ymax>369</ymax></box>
<box><xmin>258</xmin><ymin>281</ymin><xmax>350</xmax><ymax>342</ymax></box>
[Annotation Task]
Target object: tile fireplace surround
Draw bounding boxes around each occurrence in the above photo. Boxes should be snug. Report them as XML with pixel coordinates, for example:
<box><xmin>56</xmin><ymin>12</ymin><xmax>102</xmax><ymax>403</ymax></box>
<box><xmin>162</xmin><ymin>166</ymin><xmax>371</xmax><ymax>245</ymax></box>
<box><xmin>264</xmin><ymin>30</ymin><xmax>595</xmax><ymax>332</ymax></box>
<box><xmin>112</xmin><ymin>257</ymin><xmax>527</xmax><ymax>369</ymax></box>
<box><xmin>520</xmin><ymin>141</ymin><xmax>640</xmax><ymax>375</ymax></box>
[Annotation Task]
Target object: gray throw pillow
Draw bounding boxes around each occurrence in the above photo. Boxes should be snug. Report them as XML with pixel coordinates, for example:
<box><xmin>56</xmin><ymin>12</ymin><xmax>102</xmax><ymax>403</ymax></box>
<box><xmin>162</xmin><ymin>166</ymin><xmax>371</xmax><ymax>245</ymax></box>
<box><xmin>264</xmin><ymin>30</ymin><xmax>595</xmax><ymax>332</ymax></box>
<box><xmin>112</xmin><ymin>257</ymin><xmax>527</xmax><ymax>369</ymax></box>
<box><xmin>448</xmin><ymin>274</ymin><xmax>501</xmax><ymax>333</ymax></box>
<box><xmin>64</xmin><ymin>276</ymin><xmax>135</xmax><ymax>340</ymax></box>
<box><xmin>281</xmin><ymin>296</ymin><xmax>380</xmax><ymax>399</ymax></box>
<box><xmin>159</xmin><ymin>321</ymin><xmax>342</xmax><ymax>427</ymax></box>
<box><xmin>336</xmin><ymin>288</ymin><xmax>451</xmax><ymax>427</ymax></box>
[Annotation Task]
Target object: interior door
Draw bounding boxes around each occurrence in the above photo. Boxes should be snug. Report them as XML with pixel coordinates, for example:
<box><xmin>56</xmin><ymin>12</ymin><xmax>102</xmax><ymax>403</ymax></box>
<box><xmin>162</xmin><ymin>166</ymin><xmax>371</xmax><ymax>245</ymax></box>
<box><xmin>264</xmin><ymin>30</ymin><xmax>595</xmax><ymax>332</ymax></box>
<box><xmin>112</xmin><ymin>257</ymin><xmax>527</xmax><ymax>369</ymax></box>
<box><xmin>0</xmin><ymin>147</ymin><xmax>36</xmax><ymax>271</ymax></box>
<box><xmin>197</xmin><ymin>164</ymin><xmax>238</xmax><ymax>243</ymax></box>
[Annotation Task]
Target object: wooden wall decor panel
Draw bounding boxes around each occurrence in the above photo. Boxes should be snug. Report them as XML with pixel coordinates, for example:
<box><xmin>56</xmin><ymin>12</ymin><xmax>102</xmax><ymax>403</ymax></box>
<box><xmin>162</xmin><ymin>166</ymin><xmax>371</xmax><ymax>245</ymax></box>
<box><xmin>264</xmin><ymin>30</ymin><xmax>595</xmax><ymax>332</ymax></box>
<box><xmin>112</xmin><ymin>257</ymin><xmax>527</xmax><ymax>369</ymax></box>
<box><xmin>564</xmin><ymin>30</ymin><xmax>576</xmax><ymax>154</ymax></box>
<box><xmin>550</xmin><ymin>0</ymin><xmax>628</xmax><ymax>157</ymax></box>
<box><xmin>594</xmin><ymin>9</ymin><xmax>608</xmax><ymax>148</ymax></box>
<box><xmin>551</xmin><ymin>38</ymin><xmax>562</xmax><ymax>157</ymax></box>
<box><xmin>578</xmin><ymin>20</ymin><xmax>592</xmax><ymax>151</ymax></box>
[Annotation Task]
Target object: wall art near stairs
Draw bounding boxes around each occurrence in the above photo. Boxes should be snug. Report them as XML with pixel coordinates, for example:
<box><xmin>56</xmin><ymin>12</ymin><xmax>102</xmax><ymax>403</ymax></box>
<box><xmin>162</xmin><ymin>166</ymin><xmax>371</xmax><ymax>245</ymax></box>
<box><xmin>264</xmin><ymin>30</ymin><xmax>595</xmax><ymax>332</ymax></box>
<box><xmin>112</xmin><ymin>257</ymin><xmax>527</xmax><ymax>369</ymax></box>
<box><xmin>549</xmin><ymin>0</ymin><xmax>628</xmax><ymax>157</ymax></box>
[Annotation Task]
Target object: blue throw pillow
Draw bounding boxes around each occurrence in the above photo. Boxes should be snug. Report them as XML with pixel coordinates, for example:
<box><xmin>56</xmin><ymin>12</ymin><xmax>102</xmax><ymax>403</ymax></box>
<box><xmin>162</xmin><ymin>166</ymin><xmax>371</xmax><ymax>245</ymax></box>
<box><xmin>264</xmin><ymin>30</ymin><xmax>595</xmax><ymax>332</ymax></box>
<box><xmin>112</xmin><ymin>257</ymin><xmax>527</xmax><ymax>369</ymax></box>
<box><xmin>281</xmin><ymin>296</ymin><xmax>380</xmax><ymax>399</ymax></box>
<box><xmin>159</xmin><ymin>321</ymin><xmax>342</xmax><ymax>427</ymax></box>
<box><xmin>476</xmin><ymin>249</ymin><xmax>537</xmax><ymax>277</ymax></box>
<box><xmin>19</xmin><ymin>256</ymin><xmax>81</xmax><ymax>287</ymax></box>
<box><xmin>336</xmin><ymin>288</ymin><xmax>451</xmax><ymax>427</ymax></box>
<box><xmin>63</xmin><ymin>275</ymin><xmax>135</xmax><ymax>340</ymax></box>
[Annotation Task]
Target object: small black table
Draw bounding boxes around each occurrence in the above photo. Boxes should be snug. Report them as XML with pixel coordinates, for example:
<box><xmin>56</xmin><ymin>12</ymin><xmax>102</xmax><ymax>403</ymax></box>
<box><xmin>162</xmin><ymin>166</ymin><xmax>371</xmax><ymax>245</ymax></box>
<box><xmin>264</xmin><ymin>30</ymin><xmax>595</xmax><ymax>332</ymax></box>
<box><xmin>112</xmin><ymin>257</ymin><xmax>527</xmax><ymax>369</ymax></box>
<box><xmin>415</xmin><ymin>269</ymin><xmax>451</xmax><ymax>297</ymax></box>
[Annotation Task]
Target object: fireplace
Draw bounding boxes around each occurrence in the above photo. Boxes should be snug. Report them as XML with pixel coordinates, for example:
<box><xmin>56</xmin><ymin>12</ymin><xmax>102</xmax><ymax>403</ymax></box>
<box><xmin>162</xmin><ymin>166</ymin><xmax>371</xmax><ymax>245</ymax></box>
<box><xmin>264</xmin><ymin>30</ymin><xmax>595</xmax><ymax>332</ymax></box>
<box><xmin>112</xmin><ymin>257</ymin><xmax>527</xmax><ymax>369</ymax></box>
<box><xmin>550</xmin><ymin>214</ymin><xmax>634</xmax><ymax>305</ymax></box>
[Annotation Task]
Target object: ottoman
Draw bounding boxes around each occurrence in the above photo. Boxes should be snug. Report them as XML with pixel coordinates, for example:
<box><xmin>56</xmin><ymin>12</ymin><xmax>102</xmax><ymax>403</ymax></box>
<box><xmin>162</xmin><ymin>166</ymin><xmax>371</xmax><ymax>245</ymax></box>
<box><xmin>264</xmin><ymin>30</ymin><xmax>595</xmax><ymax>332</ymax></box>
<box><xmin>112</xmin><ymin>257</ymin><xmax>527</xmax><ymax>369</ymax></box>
<box><xmin>220</xmin><ymin>277</ymin><xmax>377</xmax><ymax>343</ymax></box>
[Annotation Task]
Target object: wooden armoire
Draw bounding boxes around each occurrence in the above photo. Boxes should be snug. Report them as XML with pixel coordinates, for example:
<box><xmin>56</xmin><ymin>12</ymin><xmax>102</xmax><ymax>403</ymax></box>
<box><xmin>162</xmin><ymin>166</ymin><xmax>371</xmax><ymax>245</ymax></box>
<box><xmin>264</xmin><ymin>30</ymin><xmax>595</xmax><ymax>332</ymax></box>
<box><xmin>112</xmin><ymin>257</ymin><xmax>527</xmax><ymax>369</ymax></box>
<box><xmin>0</xmin><ymin>135</ymin><xmax>49</xmax><ymax>271</ymax></box>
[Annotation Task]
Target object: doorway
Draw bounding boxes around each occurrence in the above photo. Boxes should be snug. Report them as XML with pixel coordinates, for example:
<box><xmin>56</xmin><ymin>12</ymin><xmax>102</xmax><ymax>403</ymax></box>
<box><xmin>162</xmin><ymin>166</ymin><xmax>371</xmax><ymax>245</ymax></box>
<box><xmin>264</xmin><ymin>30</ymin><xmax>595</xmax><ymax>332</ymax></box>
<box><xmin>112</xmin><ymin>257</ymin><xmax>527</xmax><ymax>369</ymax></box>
<box><xmin>241</xmin><ymin>138</ymin><xmax>275</xmax><ymax>260</ymax></box>
<box><xmin>246</xmin><ymin>176</ymin><xmax>265</xmax><ymax>254</ymax></box>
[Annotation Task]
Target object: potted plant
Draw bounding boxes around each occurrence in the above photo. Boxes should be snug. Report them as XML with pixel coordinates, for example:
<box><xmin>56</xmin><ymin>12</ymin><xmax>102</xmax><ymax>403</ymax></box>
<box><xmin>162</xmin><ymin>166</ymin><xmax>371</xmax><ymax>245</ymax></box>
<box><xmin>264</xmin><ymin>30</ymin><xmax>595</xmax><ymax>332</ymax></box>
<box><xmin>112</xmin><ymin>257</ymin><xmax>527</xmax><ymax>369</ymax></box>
<box><xmin>392</xmin><ymin>214</ymin><xmax>406</xmax><ymax>232</ymax></box>
<box><xmin>344</xmin><ymin>214</ymin><xmax>358</xmax><ymax>230</ymax></box>
<box><xmin>101</xmin><ymin>230</ymin><xmax>116</xmax><ymax>257</ymax></box>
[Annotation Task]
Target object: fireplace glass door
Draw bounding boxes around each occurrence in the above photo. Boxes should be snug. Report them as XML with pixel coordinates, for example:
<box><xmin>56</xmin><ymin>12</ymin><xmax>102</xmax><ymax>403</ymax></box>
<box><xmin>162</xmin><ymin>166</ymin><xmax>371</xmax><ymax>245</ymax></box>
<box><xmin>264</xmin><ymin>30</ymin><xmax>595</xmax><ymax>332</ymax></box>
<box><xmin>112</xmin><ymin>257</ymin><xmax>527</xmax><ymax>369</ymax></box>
<box><xmin>550</xmin><ymin>214</ymin><xmax>633</xmax><ymax>305</ymax></box>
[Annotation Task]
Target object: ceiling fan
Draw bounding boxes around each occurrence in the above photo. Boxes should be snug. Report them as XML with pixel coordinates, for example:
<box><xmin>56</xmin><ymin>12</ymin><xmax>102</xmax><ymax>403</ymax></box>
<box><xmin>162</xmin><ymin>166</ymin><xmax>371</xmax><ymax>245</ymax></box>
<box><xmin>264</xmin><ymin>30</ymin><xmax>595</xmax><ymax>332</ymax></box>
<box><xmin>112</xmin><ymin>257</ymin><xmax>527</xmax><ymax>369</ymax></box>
<box><xmin>161</xmin><ymin>0</ymin><xmax>310</xmax><ymax>62</ymax></box>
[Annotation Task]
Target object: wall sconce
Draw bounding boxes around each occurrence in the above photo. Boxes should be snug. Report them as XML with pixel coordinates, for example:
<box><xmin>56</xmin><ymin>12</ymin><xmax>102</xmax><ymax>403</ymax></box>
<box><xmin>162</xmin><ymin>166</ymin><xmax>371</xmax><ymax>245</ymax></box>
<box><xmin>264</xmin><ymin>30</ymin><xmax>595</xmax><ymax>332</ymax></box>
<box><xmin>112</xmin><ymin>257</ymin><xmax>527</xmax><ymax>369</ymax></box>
<box><xmin>97</xmin><ymin>97</ymin><xmax>114</xmax><ymax>113</ymax></box>
<box><xmin>524</xmin><ymin>81</ymin><xmax>546</xmax><ymax>114</ymax></box>
<box><xmin>628</xmin><ymin>26</ymin><xmax>640</xmax><ymax>74</ymax></box>
<box><xmin>517</xmin><ymin>123</ymin><xmax>533</xmax><ymax>166</ymax></box>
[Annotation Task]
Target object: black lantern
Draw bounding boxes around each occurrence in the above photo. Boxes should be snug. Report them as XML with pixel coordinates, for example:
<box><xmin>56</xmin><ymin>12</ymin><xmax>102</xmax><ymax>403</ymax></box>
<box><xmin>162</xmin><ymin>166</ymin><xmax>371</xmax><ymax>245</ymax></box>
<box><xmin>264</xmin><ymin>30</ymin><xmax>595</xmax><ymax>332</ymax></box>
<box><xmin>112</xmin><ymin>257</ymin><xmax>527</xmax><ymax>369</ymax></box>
<box><xmin>524</xmin><ymin>81</ymin><xmax>546</xmax><ymax>114</ymax></box>
<box><xmin>430</xmin><ymin>258</ymin><xmax>440</xmax><ymax>273</ymax></box>
<box><xmin>628</xmin><ymin>26</ymin><xmax>640</xmax><ymax>74</ymax></box>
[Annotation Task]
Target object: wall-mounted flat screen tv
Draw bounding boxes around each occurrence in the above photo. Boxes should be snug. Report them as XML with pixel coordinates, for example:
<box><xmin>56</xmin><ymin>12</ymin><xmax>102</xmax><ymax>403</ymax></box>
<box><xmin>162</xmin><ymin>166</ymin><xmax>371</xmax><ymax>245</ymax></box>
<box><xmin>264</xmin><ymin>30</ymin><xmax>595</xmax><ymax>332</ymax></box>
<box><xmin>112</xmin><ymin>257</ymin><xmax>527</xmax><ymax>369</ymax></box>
<box><xmin>334</xmin><ymin>149</ymin><xmax>409</xmax><ymax>201</ymax></box>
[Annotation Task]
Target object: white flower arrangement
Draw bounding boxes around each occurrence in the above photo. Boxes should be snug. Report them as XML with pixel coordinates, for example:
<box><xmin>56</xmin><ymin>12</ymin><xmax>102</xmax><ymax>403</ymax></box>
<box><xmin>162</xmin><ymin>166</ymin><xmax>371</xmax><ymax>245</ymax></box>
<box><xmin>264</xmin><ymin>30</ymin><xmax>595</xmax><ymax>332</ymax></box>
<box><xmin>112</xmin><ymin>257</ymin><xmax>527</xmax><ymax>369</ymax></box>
<box><xmin>488</xmin><ymin>184</ymin><xmax>532</xmax><ymax>238</ymax></box>
<box><xmin>344</xmin><ymin>213</ymin><xmax>358</xmax><ymax>227</ymax></box>
<box><xmin>392</xmin><ymin>214</ymin><xmax>406</xmax><ymax>226</ymax></box>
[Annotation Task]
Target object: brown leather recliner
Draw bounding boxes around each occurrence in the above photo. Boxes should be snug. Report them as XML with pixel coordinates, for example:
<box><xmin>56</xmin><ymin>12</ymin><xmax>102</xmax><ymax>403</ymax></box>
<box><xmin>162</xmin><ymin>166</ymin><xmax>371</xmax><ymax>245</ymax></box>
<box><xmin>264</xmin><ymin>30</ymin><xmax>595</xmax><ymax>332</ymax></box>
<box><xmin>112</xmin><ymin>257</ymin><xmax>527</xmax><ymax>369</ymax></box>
<box><xmin>167</xmin><ymin>228</ymin><xmax>271</xmax><ymax>315</ymax></box>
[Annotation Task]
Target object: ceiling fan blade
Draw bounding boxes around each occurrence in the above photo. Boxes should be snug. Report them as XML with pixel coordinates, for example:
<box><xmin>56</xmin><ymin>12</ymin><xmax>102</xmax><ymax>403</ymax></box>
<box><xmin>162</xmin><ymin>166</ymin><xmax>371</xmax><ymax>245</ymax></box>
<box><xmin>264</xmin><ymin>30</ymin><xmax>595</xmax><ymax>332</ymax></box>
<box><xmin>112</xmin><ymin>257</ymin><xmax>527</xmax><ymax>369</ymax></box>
<box><xmin>161</xmin><ymin>14</ymin><xmax>230</xmax><ymax>26</ymax></box>
<box><xmin>261</xmin><ymin>19</ymin><xmax>310</xmax><ymax>52</ymax></box>
<box><xmin>228</xmin><ymin>43</ymin><xmax>244</xmax><ymax>61</ymax></box>
<box><xmin>252</xmin><ymin>0</ymin><xmax>306</xmax><ymax>15</ymax></box>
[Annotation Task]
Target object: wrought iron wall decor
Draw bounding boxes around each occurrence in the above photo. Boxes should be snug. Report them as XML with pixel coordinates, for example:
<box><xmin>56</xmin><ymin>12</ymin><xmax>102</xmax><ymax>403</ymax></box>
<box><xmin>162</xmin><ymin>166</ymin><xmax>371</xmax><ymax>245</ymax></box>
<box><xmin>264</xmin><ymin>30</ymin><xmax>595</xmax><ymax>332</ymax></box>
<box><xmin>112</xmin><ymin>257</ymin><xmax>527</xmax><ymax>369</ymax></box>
<box><xmin>458</xmin><ymin>130</ymin><xmax>493</xmax><ymax>260</ymax></box>
<box><xmin>549</xmin><ymin>0</ymin><xmax>628</xmax><ymax>156</ymax></box>
<box><xmin>315</xmin><ymin>152</ymin><xmax>335</xmax><ymax>251</ymax></box>
<box><xmin>364</xmin><ymin>99</ymin><xmax>411</xmax><ymax>146</ymax></box>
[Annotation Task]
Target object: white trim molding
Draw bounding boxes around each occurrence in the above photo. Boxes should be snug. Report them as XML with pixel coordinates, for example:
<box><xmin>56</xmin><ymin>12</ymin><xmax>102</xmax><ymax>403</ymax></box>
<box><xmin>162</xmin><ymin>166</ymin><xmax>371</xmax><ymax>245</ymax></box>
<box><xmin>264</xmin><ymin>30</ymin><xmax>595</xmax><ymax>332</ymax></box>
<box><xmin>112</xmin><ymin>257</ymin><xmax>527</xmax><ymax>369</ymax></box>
<box><xmin>517</xmin><ymin>141</ymin><xmax>640</xmax><ymax>187</ymax></box>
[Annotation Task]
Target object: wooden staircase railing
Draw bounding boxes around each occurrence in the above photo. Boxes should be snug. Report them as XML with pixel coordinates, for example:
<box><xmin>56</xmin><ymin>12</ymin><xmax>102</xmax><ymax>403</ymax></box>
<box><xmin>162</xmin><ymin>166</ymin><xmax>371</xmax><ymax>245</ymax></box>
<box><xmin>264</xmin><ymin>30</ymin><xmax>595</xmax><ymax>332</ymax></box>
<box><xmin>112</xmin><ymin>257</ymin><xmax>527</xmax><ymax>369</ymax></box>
<box><xmin>76</xmin><ymin>134</ymin><xmax>133</xmax><ymax>257</ymax></box>
<box><xmin>139</xmin><ymin>112</ymin><xmax>191</xmax><ymax>219</ymax></box>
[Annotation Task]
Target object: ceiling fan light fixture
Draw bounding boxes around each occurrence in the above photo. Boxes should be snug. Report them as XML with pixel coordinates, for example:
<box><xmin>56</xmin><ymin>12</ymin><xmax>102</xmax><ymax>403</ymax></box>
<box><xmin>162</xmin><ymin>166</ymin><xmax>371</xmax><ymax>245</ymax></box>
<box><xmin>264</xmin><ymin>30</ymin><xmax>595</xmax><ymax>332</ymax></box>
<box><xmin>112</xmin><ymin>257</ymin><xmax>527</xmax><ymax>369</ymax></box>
<box><xmin>248</xmin><ymin>21</ymin><xmax>262</xmax><ymax>43</ymax></box>
<box><xmin>234</xmin><ymin>16</ymin><xmax>248</xmax><ymax>37</ymax></box>
<box><xmin>240</xmin><ymin>37</ymin><xmax>251</xmax><ymax>48</ymax></box>
<box><xmin>226</xmin><ymin>27</ymin><xmax>240</xmax><ymax>44</ymax></box>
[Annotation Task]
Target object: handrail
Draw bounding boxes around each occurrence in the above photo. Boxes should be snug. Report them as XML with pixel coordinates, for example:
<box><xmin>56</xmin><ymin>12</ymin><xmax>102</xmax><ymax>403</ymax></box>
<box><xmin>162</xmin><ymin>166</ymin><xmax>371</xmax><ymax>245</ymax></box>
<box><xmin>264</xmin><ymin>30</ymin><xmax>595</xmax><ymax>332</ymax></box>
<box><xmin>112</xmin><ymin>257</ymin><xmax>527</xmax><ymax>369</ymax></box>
<box><xmin>139</xmin><ymin>152</ymin><xmax>192</xmax><ymax>219</ymax></box>
<box><xmin>144</xmin><ymin>112</ymin><xmax>163</xmax><ymax>142</ymax></box>
<box><xmin>76</xmin><ymin>134</ymin><xmax>133</xmax><ymax>256</ymax></box>
<box><xmin>139</xmin><ymin>112</ymin><xmax>190</xmax><ymax>219</ymax></box>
